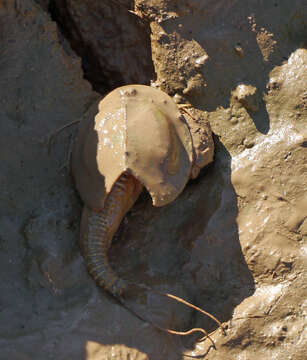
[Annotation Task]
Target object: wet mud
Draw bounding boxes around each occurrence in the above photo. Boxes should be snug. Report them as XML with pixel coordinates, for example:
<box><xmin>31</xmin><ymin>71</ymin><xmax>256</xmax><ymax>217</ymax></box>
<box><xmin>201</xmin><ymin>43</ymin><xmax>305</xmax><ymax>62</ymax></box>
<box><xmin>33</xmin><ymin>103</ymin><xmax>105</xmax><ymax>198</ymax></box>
<box><xmin>0</xmin><ymin>0</ymin><xmax>306</xmax><ymax>359</ymax></box>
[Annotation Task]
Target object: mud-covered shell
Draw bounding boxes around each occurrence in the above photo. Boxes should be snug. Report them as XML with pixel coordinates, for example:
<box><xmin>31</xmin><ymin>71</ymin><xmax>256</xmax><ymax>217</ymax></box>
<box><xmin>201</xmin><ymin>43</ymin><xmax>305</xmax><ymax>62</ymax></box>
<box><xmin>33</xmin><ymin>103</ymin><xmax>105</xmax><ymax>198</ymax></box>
<box><xmin>72</xmin><ymin>85</ymin><xmax>194</xmax><ymax>210</ymax></box>
<box><xmin>180</xmin><ymin>107</ymin><xmax>214</xmax><ymax>179</ymax></box>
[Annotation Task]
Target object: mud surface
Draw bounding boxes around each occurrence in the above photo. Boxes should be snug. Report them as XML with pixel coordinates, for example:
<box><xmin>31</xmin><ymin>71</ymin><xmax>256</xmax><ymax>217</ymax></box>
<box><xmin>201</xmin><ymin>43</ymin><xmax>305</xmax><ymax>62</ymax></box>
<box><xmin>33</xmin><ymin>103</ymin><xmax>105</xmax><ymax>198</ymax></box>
<box><xmin>0</xmin><ymin>0</ymin><xmax>306</xmax><ymax>359</ymax></box>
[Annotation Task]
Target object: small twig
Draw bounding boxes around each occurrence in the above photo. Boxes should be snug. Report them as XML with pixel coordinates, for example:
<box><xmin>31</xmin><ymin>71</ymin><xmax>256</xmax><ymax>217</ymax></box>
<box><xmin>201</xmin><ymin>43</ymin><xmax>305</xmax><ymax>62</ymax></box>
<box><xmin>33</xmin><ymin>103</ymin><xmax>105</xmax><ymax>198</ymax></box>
<box><xmin>162</xmin><ymin>292</ymin><xmax>226</xmax><ymax>335</ymax></box>
<box><xmin>120</xmin><ymin>296</ymin><xmax>216</xmax><ymax>348</ymax></box>
<box><xmin>179</xmin><ymin>106</ymin><xmax>196</xmax><ymax>119</ymax></box>
<box><xmin>127</xmin><ymin>283</ymin><xmax>226</xmax><ymax>349</ymax></box>
<box><xmin>232</xmin><ymin>314</ymin><xmax>272</xmax><ymax>321</ymax></box>
<box><xmin>47</xmin><ymin>119</ymin><xmax>80</xmax><ymax>153</ymax></box>
<box><xmin>163</xmin><ymin>327</ymin><xmax>215</xmax><ymax>347</ymax></box>
<box><xmin>182</xmin><ymin>343</ymin><xmax>215</xmax><ymax>359</ymax></box>
<box><xmin>178</xmin><ymin>104</ymin><xmax>193</xmax><ymax>109</ymax></box>
<box><xmin>58</xmin><ymin>133</ymin><xmax>74</xmax><ymax>174</ymax></box>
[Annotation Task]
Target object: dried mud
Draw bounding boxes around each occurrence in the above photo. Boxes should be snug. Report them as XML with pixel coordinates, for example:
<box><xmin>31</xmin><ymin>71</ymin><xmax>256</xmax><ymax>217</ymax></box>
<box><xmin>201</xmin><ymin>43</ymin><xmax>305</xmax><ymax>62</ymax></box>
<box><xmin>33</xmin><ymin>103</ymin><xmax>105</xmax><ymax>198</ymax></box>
<box><xmin>0</xmin><ymin>0</ymin><xmax>306</xmax><ymax>359</ymax></box>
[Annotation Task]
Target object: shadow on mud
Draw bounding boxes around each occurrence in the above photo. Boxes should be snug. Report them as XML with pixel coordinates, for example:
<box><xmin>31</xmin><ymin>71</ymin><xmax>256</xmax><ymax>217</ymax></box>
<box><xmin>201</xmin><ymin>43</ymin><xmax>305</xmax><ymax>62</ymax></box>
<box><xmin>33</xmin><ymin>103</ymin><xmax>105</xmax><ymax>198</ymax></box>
<box><xmin>76</xmin><ymin>135</ymin><xmax>255</xmax><ymax>359</ymax></box>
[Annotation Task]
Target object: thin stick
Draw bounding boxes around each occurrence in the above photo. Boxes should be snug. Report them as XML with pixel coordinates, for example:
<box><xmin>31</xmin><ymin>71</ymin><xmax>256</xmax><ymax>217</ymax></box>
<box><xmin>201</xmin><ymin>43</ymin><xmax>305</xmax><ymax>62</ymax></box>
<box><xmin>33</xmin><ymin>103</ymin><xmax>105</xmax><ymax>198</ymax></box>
<box><xmin>58</xmin><ymin>133</ymin><xmax>74</xmax><ymax>173</ymax></box>
<box><xmin>180</xmin><ymin>106</ymin><xmax>196</xmax><ymax>119</ymax></box>
<box><xmin>48</xmin><ymin>119</ymin><xmax>80</xmax><ymax>152</ymax></box>
<box><xmin>164</xmin><ymin>292</ymin><xmax>226</xmax><ymax>335</ymax></box>
<box><xmin>120</xmin><ymin>296</ymin><xmax>214</xmax><ymax>343</ymax></box>
<box><xmin>135</xmin><ymin>283</ymin><xmax>225</xmax><ymax>335</ymax></box>
<box><xmin>163</xmin><ymin>327</ymin><xmax>215</xmax><ymax>347</ymax></box>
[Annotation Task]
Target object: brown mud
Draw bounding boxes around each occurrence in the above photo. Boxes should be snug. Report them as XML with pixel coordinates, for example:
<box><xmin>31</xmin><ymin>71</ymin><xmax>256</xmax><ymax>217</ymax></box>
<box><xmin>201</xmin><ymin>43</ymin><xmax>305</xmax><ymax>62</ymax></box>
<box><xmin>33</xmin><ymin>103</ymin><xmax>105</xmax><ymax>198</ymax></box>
<box><xmin>0</xmin><ymin>0</ymin><xmax>306</xmax><ymax>359</ymax></box>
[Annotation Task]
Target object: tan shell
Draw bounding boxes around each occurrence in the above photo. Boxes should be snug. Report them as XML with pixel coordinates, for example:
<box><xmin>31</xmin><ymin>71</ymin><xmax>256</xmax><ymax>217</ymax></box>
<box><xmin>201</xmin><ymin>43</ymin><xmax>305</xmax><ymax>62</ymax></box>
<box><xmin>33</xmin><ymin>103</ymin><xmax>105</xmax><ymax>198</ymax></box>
<box><xmin>72</xmin><ymin>85</ymin><xmax>193</xmax><ymax>210</ymax></box>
